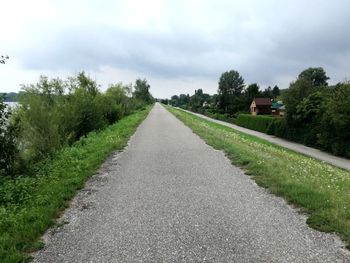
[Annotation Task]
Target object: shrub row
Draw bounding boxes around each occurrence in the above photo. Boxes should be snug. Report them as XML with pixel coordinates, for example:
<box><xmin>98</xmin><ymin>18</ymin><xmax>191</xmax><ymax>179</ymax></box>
<box><xmin>1</xmin><ymin>73</ymin><xmax>153</xmax><ymax>177</ymax></box>
<box><xmin>234</xmin><ymin>114</ymin><xmax>276</xmax><ymax>133</ymax></box>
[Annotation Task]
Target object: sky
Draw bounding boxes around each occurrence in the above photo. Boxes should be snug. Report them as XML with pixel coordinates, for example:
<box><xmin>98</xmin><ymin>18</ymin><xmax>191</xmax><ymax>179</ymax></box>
<box><xmin>1</xmin><ymin>0</ymin><xmax>350</xmax><ymax>98</ymax></box>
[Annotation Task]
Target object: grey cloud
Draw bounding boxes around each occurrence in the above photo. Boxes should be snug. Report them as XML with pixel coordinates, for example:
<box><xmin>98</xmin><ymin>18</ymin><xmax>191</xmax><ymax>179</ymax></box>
<box><xmin>16</xmin><ymin>0</ymin><xmax>350</xmax><ymax>92</ymax></box>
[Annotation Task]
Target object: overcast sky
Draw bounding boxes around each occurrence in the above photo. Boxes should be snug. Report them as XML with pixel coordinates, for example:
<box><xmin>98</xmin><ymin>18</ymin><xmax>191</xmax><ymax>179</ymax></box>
<box><xmin>1</xmin><ymin>0</ymin><xmax>350</xmax><ymax>98</ymax></box>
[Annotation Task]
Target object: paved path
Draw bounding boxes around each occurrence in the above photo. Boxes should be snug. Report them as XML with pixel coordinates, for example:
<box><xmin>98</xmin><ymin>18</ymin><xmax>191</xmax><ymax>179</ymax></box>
<box><xmin>34</xmin><ymin>104</ymin><xmax>349</xmax><ymax>262</ymax></box>
<box><xmin>178</xmin><ymin>108</ymin><xmax>350</xmax><ymax>171</ymax></box>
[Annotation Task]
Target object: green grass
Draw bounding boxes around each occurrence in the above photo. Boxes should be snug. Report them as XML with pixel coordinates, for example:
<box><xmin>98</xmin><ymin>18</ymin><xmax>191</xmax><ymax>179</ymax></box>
<box><xmin>0</xmin><ymin>106</ymin><xmax>151</xmax><ymax>262</ymax></box>
<box><xmin>166</xmin><ymin>106</ymin><xmax>350</xmax><ymax>248</ymax></box>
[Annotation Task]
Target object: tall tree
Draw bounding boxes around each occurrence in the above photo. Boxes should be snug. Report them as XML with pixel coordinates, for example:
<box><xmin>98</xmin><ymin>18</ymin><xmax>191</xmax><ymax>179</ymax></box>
<box><xmin>170</xmin><ymin>95</ymin><xmax>179</xmax><ymax>106</ymax></box>
<box><xmin>262</xmin><ymin>86</ymin><xmax>273</xmax><ymax>98</ymax></box>
<box><xmin>297</xmin><ymin>67</ymin><xmax>329</xmax><ymax>87</ymax></box>
<box><xmin>284</xmin><ymin>67</ymin><xmax>328</xmax><ymax>124</ymax></box>
<box><xmin>133</xmin><ymin>78</ymin><xmax>153</xmax><ymax>104</ymax></box>
<box><xmin>319</xmin><ymin>83</ymin><xmax>350</xmax><ymax>156</ymax></box>
<box><xmin>217</xmin><ymin>70</ymin><xmax>245</xmax><ymax>114</ymax></box>
<box><xmin>272</xmin><ymin>85</ymin><xmax>280</xmax><ymax>98</ymax></box>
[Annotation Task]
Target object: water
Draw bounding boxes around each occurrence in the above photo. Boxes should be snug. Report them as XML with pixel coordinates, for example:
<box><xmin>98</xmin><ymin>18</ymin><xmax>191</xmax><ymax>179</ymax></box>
<box><xmin>4</xmin><ymin>102</ymin><xmax>19</xmax><ymax>112</ymax></box>
<box><xmin>4</xmin><ymin>102</ymin><xmax>19</xmax><ymax>108</ymax></box>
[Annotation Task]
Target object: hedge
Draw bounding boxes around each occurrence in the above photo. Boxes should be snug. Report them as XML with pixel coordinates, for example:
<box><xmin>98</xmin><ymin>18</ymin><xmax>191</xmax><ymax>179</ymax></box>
<box><xmin>234</xmin><ymin>114</ymin><xmax>276</xmax><ymax>133</ymax></box>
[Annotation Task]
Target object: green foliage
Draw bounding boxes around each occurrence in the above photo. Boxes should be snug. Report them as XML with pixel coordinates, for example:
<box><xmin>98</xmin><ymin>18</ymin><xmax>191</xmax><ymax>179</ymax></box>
<box><xmin>262</xmin><ymin>86</ymin><xmax>273</xmax><ymax>98</ymax></box>
<box><xmin>66</xmin><ymin>83</ymin><xmax>107</xmax><ymax>140</ymax></box>
<box><xmin>298</xmin><ymin>67</ymin><xmax>329</xmax><ymax>87</ymax></box>
<box><xmin>266</xmin><ymin>118</ymin><xmax>287</xmax><ymax>136</ymax></box>
<box><xmin>170</xmin><ymin>91</ymin><xmax>212</xmax><ymax>113</ymax></box>
<box><xmin>204</xmin><ymin>111</ymin><xmax>235</xmax><ymax>123</ymax></box>
<box><xmin>318</xmin><ymin>84</ymin><xmax>350</xmax><ymax>157</ymax></box>
<box><xmin>235</xmin><ymin>114</ymin><xmax>276</xmax><ymax>133</ymax></box>
<box><xmin>0</xmin><ymin>96</ymin><xmax>20</xmax><ymax>177</ymax></box>
<box><xmin>217</xmin><ymin>70</ymin><xmax>245</xmax><ymax>114</ymax></box>
<box><xmin>167</xmin><ymin>106</ymin><xmax>350</xmax><ymax>249</ymax></box>
<box><xmin>168</xmin><ymin>66</ymin><xmax>349</xmax><ymax>158</ymax></box>
<box><xmin>188</xmin><ymin>89</ymin><xmax>210</xmax><ymax>112</ymax></box>
<box><xmin>280</xmin><ymin>67</ymin><xmax>349</xmax><ymax>156</ymax></box>
<box><xmin>105</xmin><ymin>83</ymin><xmax>133</xmax><ymax>117</ymax></box>
<box><xmin>295</xmin><ymin>91</ymin><xmax>326</xmax><ymax>123</ymax></box>
<box><xmin>133</xmin><ymin>78</ymin><xmax>153</xmax><ymax>104</ymax></box>
<box><xmin>283</xmin><ymin>67</ymin><xmax>329</xmax><ymax>142</ymax></box>
<box><xmin>272</xmin><ymin>85</ymin><xmax>280</xmax><ymax>98</ymax></box>
<box><xmin>0</xmin><ymin>107</ymin><xmax>151</xmax><ymax>262</ymax></box>
<box><xmin>12</xmin><ymin>73</ymin><xmax>152</xmax><ymax>166</ymax></box>
<box><xmin>18</xmin><ymin>76</ymin><xmax>70</xmax><ymax>162</ymax></box>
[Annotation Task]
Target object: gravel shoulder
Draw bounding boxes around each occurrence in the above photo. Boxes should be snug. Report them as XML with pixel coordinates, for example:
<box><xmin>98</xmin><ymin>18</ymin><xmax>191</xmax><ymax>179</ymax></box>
<box><xmin>33</xmin><ymin>103</ymin><xmax>350</xmax><ymax>262</ymax></box>
<box><xmin>178</xmin><ymin>108</ymin><xmax>350</xmax><ymax>171</ymax></box>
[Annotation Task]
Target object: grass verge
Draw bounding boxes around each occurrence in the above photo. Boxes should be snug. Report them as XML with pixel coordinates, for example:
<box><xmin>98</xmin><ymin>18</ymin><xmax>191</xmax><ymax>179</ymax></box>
<box><xmin>166</xmin><ymin>106</ymin><xmax>350</xmax><ymax>248</ymax></box>
<box><xmin>0</xmin><ymin>106</ymin><xmax>152</xmax><ymax>262</ymax></box>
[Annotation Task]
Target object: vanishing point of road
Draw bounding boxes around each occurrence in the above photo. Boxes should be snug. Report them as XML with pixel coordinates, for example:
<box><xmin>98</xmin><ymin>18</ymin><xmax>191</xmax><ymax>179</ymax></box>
<box><xmin>34</xmin><ymin>104</ymin><xmax>349</xmax><ymax>262</ymax></box>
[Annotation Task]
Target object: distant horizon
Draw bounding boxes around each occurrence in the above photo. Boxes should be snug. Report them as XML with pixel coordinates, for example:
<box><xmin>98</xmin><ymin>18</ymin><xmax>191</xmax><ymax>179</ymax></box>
<box><xmin>0</xmin><ymin>71</ymin><xmax>345</xmax><ymax>100</ymax></box>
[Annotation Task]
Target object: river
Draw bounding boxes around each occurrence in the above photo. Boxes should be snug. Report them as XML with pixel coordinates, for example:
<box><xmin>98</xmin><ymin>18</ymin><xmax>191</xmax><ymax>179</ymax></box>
<box><xmin>4</xmin><ymin>102</ymin><xmax>19</xmax><ymax>108</ymax></box>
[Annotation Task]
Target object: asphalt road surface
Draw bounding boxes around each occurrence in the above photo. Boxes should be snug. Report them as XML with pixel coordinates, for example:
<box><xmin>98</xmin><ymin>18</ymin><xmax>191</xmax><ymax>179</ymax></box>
<box><xmin>179</xmin><ymin>108</ymin><xmax>350</xmax><ymax>171</ymax></box>
<box><xmin>34</xmin><ymin>104</ymin><xmax>349</xmax><ymax>262</ymax></box>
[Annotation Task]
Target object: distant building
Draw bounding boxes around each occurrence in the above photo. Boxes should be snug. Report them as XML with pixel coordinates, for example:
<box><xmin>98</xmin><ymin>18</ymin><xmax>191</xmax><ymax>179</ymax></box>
<box><xmin>250</xmin><ymin>98</ymin><xmax>272</xmax><ymax>115</ymax></box>
<box><xmin>271</xmin><ymin>101</ymin><xmax>285</xmax><ymax>116</ymax></box>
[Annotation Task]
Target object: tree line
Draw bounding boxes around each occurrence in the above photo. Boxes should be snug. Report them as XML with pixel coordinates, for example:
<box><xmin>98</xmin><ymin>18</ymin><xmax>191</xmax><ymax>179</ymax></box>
<box><xmin>166</xmin><ymin>68</ymin><xmax>350</xmax><ymax>158</ymax></box>
<box><xmin>0</xmin><ymin>92</ymin><xmax>23</xmax><ymax>102</ymax></box>
<box><xmin>0</xmin><ymin>72</ymin><xmax>154</xmax><ymax>177</ymax></box>
<box><xmin>165</xmin><ymin>70</ymin><xmax>280</xmax><ymax>116</ymax></box>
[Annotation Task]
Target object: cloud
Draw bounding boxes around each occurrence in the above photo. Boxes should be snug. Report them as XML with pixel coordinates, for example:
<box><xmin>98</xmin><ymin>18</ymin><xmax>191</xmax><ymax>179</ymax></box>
<box><xmin>1</xmin><ymin>0</ymin><xmax>350</xmax><ymax>97</ymax></box>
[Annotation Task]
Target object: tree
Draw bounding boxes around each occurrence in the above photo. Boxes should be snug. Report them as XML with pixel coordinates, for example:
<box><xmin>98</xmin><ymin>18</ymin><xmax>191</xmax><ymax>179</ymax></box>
<box><xmin>170</xmin><ymin>95</ymin><xmax>179</xmax><ymax>106</ymax></box>
<box><xmin>284</xmin><ymin>68</ymin><xmax>328</xmax><ymax>122</ymax></box>
<box><xmin>102</xmin><ymin>83</ymin><xmax>132</xmax><ymax>122</ymax></box>
<box><xmin>217</xmin><ymin>70</ymin><xmax>245</xmax><ymax>114</ymax></box>
<box><xmin>295</xmin><ymin>91</ymin><xmax>325</xmax><ymax>123</ymax></box>
<box><xmin>133</xmin><ymin>78</ymin><xmax>153</xmax><ymax>104</ymax></box>
<box><xmin>298</xmin><ymin>67</ymin><xmax>329</xmax><ymax>87</ymax></box>
<box><xmin>160</xmin><ymin>98</ymin><xmax>169</xmax><ymax>104</ymax></box>
<box><xmin>262</xmin><ymin>86</ymin><xmax>273</xmax><ymax>98</ymax></box>
<box><xmin>178</xmin><ymin>94</ymin><xmax>190</xmax><ymax>106</ymax></box>
<box><xmin>76</xmin><ymin>71</ymin><xmax>99</xmax><ymax>97</ymax></box>
<box><xmin>318</xmin><ymin>83</ymin><xmax>350</xmax><ymax>156</ymax></box>
<box><xmin>272</xmin><ymin>85</ymin><xmax>280</xmax><ymax>98</ymax></box>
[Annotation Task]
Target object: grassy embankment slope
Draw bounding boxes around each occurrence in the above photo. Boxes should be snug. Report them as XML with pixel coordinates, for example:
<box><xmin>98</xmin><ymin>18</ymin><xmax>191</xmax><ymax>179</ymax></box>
<box><xmin>166</xmin><ymin>106</ymin><xmax>350</xmax><ymax>248</ymax></box>
<box><xmin>0</xmin><ymin>106</ymin><xmax>152</xmax><ymax>263</ymax></box>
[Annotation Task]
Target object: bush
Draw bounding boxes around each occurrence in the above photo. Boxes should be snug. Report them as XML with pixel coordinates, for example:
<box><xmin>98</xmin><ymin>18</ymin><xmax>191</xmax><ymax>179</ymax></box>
<box><xmin>12</xmin><ymin>72</ymin><xmax>153</xmax><ymax>168</ymax></box>
<box><xmin>266</xmin><ymin>118</ymin><xmax>288</xmax><ymax>137</ymax></box>
<box><xmin>235</xmin><ymin>114</ymin><xmax>276</xmax><ymax>133</ymax></box>
<box><xmin>317</xmin><ymin>83</ymin><xmax>350</xmax><ymax>157</ymax></box>
<box><xmin>205</xmin><ymin>111</ymin><xmax>235</xmax><ymax>123</ymax></box>
<box><xmin>0</xmin><ymin>96</ymin><xmax>20</xmax><ymax>177</ymax></box>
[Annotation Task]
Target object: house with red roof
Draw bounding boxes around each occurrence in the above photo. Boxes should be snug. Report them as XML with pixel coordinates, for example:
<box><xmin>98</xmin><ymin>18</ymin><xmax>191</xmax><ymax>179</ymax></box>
<box><xmin>250</xmin><ymin>98</ymin><xmax>272</xmax><ymax>115</ymax></box>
